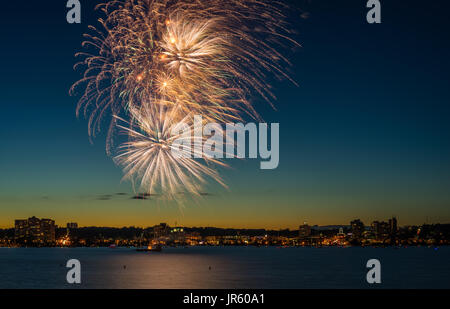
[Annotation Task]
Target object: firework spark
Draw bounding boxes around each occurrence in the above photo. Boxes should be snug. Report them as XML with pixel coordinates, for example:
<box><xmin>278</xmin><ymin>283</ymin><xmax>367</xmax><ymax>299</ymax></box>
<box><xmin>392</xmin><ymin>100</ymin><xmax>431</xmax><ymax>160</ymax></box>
<box><xmin>70</xmin><ymin>0</ymin><xmax>298</xmax><ymax>199</ymax></box>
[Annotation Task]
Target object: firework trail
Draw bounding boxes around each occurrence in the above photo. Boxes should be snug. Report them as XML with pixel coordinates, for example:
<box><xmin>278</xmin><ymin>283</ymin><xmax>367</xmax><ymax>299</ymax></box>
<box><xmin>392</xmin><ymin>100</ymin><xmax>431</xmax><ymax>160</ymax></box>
<box><xmin>70</xmin><ymin>0</ymin><xmax>298</xmax><ymax>199</ymax></box>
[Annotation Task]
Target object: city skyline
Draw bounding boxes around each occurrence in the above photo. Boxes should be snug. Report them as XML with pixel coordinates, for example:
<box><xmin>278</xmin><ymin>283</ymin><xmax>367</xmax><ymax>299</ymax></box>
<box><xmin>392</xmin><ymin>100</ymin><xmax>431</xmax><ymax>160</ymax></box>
<box><xmin>0</xmin><ymin>213</ymin><xmax>446</xmax><ymax>230</ymax></box>
<box><xmin>3</xmin><ymin>215</ymin><xmax>449</xmax><ymax>249</ymax></box>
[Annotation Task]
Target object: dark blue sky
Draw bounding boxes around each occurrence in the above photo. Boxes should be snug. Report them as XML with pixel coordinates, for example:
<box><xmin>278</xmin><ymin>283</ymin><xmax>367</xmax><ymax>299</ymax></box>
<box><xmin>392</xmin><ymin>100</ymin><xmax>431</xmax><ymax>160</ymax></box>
<box><xmin>1</xmin><ymin>0</ymin><xmax>450</xmax><ymax>228</ymax></box>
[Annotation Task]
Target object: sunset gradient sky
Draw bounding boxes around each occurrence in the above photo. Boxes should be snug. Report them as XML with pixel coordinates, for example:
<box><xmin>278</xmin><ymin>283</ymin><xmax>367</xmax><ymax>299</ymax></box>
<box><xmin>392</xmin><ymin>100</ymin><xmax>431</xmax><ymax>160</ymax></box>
<box><xmin>1</xmin><ymin>1</ymin><xmax>450</xmax><ymax>228</ymax></box>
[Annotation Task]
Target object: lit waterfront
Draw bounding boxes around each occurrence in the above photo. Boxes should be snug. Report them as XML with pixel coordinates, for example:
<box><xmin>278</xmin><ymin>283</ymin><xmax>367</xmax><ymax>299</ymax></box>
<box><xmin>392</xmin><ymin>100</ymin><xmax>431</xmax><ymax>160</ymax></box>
<box><xmin>2</xmin><ymin>218</ymin><xmax>449</xmax><ymax>248</ymax></box>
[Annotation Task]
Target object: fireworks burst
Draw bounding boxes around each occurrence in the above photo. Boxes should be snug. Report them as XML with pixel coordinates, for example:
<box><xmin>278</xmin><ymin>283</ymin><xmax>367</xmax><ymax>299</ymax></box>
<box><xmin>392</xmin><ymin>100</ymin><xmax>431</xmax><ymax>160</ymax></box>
<box><xmin>70</xmin><ymin>0</ymin><xmax>298</xmax><ymax>199</ymax></box>
<box><xmin>114</xmin><ymin>104</ymin><xmax>228</xmax><ymax>200</ymax></box>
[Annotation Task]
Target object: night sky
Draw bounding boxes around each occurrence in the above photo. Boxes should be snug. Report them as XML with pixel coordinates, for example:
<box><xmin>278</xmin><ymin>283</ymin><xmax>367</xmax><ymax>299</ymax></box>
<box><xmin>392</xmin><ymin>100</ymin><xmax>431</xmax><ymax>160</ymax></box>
<box><xmin>1</xmin><ymin>0</ymin><xmax>450</xmax><ymax>228</ymax></box>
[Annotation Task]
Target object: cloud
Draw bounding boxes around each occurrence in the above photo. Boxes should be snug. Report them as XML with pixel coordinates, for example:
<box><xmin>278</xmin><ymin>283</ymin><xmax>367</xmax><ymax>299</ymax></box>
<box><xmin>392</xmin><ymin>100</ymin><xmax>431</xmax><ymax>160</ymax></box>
<box><xmin>131</xmin><ymin>192</ymin><xmax>165</xmax><ymax>200</ymax></box>
<box><xmin>131</xmin><ymin>195</ymin><xmax>148</xmax><ymax>200</ymax></box>
<box><xmin>96</xmin><ymin>195</ymin><xmax>113</xmax><ymax>201</ymax></box>
<box><xmin>199</xmin><ymin>192</ymin><xmax>214</xmax><ymax>196</ymax></box>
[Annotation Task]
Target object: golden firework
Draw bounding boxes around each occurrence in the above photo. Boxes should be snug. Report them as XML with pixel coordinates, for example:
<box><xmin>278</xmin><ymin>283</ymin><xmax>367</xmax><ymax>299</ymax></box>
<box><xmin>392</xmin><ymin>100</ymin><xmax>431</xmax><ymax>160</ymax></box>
<box><xmin>70</xmin><ymin>0</ymin><xmax>298</xmax><ymax>199</ymax></box>
<box><xmin>114</xmin><ymin>103</ymin><xmax>228</xmax><ymax>201</ymax></box>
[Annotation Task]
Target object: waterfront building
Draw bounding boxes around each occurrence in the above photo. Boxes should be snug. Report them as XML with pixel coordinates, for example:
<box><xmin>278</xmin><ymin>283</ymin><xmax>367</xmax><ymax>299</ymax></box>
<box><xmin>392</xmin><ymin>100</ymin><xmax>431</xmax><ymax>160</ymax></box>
<box><xmin>170</xmin><ymin>226</ymin><xmax>186</xmax><ymax>243</ymax></box>
<box><xmin>299</xmin><ymin>223</ymin><xmax>312</xmax><ymax>239</ymax></box>
<box><xmin>40</xmin><ymin>219</ymin><xmax>56</xmax><ymax>243</ymax></box>
<box><xmin>350</xmin><ymin>219</ymin><xmax>365</xmax><ymax>239</ymax></box>
<box><xmin>14</xmin><ymin>216</ymin><xmax>56</xmax><ymax>245</ymax></box>
<box><xmin>153</xmin><ymin>223</ymin><xmax>170</xmax><ymax>239</ymax></box>
<box><xmin>389</xmin><ymin>217</ymin><xmax>398</xmax><ymax>235</ymax></box>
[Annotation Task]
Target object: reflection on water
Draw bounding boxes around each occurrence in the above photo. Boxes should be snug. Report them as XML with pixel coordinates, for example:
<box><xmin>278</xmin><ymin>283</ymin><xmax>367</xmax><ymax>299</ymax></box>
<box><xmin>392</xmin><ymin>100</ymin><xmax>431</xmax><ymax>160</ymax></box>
<box><xmin>0</xmin><ymin>246</ymin><xmax>449</xmax><ymax>289</ymax></box>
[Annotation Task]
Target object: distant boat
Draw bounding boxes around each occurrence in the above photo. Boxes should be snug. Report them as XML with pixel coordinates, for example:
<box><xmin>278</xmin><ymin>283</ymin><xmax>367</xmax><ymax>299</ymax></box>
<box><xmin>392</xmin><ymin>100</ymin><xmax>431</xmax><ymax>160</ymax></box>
<box><xmin>136</xmin><ymin>244</ymin><xmax>162</xmax><ymax>252</ymax></box>
<box><xmin>109</xmin><ymin>244</ymin><xmax>117</xmax><ymax>249</ymax></box>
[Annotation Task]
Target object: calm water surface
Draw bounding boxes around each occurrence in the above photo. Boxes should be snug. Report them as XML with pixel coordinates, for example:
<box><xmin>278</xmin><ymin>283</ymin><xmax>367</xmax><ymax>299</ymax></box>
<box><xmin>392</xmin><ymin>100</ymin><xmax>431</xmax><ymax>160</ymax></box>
<box><xmin>0</xmin><ymin>246</ymin><xmax>449</xmax><ymax>289</ymax></box>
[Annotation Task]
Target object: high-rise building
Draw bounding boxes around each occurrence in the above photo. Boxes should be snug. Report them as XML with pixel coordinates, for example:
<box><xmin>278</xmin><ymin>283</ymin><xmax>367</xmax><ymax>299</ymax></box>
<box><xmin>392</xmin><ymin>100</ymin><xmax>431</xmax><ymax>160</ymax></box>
<box><xmin>371</xmin><ymin>220</ymin><xmax>390</xmax><ymax>239</ymax></box>
<box><xmin>299</xmin><ymin>223</ymin><xmax>311</xmax><ymax>239</ymax></box>
<box><xmin>153</xmin><ymin>223</ymin><xmax>170</xmax><ymax>238</ymax></box>
<box><xmin>389</xmin><ymin>217</ymin><xmax>398</xmax><ymax>235</ymax></box>
<box><xmin>389</xmin><ymin>217</ymin><xmax>398</xmax><ymax>244</ymax></box>
<box><xmin>28</xmin><ymin>216</ymin><xmax>42</xmax><ymax>240</ymax></box>
<box><xmin>14</xmin><ymin>216</ymin><xmax>56</xmax><ymax>245</ymax></box>
<box><xmin>67</xmin><ymin>222</ymin><xmax>78</xmax><ymax>229</ymax></box>
<box><xmin>14</xmin><ymin>219</ymin><xmax>28</xmax><ymax>240</ymax></box>
<box><xmin>41</xmin><ymin>219</ymin><xmax>56</xmax><ymax>243</ymax></box>
<box><xmin>350</xmin><ymin>219</ymin><xmax>365</xmax><ymax>239</ymax></box>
